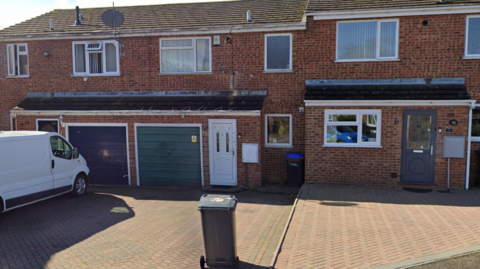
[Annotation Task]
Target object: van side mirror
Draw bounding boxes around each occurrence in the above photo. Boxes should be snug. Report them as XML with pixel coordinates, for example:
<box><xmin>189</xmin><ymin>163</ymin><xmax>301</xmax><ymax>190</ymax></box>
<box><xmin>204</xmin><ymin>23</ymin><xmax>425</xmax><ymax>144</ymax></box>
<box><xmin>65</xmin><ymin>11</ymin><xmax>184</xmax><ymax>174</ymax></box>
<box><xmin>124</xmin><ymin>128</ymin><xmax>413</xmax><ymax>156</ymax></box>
<box><xmin>73</xmin><ymin>148</ymin><xmax>79</xmax><ymax>159</ymax></box>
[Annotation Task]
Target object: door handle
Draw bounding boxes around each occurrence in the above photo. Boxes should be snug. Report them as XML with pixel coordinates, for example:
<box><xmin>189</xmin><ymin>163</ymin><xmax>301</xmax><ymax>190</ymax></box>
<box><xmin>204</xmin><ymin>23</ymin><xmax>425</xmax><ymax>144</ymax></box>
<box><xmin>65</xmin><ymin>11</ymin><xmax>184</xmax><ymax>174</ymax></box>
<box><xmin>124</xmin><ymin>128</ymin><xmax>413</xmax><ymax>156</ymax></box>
<box><xmin>233</xmin><ymin>149</ymin><xmax>235</xmax><ymax>156</ymax></box>
<box><xmin>431</xmin><ymin>146</ymin><xmax>433</xmax><ymax>155</ymax></box>
<box><xmin>123</xmin><ymin>175</ymin><xmax>128</xmax><ymax>178</ymax></box>
<box><xmin>52</xmin><ymin>160</ymin><xmax>55</xmax><ymax>169</ymax></box>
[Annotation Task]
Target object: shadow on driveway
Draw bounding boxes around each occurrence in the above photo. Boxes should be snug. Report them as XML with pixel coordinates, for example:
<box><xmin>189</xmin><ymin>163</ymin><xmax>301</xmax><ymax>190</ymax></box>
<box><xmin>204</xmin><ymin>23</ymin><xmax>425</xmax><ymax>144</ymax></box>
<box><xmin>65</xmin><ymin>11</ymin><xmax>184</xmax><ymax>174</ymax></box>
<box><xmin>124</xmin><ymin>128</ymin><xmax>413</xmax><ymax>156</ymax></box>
<box><xmin>0</xmin><ymin>191</ymin><xmax>134</xmax><ymax>268</ymax></box>
<box><xmin>302</xmin><ymin>184</ymin><xmax>480</xmax><ymax>207</ymax></box>
<box><xmin>0</xmin><ymin>186</ymin><xmax>295</xmax><ymax>268</ymax></box>
<box><xmin>94</xmin><ymin>185</ymin><xmax>297</xmax><ymax>206</ymax></box>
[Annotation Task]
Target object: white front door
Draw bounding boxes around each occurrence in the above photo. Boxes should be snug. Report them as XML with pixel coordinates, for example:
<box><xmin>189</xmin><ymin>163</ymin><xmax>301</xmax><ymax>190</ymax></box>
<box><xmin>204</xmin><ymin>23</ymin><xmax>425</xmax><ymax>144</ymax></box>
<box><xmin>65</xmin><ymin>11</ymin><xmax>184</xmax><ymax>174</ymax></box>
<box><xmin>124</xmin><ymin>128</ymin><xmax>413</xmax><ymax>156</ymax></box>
<box><xmin>209</xmin><ymin>119</ymin><xmax>237</xmax><ymax>186</ymax></box>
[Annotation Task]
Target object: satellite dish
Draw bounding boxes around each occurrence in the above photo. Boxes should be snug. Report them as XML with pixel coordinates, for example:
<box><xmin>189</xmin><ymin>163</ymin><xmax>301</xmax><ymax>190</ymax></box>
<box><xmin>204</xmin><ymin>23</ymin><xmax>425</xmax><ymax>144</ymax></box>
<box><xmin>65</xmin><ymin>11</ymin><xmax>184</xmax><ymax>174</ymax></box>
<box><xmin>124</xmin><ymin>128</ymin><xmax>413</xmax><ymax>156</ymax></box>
<box><xmin>101</xmin><ymin>10</ymin><xmax>125</xmax><ymax>28</ymax></box>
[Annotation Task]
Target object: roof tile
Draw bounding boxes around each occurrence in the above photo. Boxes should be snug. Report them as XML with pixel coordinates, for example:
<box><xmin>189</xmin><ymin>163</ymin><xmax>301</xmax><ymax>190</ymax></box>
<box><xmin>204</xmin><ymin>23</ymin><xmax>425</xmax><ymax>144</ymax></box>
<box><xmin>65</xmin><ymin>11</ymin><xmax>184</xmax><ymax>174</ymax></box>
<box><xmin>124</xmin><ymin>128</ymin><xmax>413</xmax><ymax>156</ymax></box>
<box><xmin>0</xmin><ymin>0</ymin><xmax>308</xmax><ymax>38</ymax></box>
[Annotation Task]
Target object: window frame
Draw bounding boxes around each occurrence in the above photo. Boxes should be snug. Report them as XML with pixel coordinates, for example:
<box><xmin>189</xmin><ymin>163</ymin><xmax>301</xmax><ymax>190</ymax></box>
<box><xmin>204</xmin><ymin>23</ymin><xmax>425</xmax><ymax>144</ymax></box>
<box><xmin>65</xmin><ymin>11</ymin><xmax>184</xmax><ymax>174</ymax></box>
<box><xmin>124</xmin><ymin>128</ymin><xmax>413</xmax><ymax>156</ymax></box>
<box><xmin>7</xmin><ymin>43</ymin><xmax>29</xmax><ymax>77</ymax></box>
<box><xmin>471</xmin><ymin>106</ymin><xmax>480</xmax><ymax>141</ymax></box>
<box><xmin>324</xmin><ymin>109</ymin><xmax>382</xmax><ymax>148</ymax></box>
<box><xmin>464</xmin><ymin>15</ymin><xmax>480</xmax><ymax>58</ymax></box>
<box><xmin>159</xmin><ymin>37</ymin><xmax>212</xmax><ymax>74</ymax></box>
<box><xmin>336</xmin><ymin>19</ymin><xmax>399</xmax><ymax>62</ymax></box>
<box><xmin>264</xmin><ymin>33</ymin><xmax>293</xmax><ymax>72</ymax></box>
<box><xmin>71</xmin><ymin>40</ymin><xmax>120</xmax><ymax>76</ymax></box>
<box><xmin>265</xmin><ymin>114</ymin><xmax>293</xmax><ymax>148</ymax></box>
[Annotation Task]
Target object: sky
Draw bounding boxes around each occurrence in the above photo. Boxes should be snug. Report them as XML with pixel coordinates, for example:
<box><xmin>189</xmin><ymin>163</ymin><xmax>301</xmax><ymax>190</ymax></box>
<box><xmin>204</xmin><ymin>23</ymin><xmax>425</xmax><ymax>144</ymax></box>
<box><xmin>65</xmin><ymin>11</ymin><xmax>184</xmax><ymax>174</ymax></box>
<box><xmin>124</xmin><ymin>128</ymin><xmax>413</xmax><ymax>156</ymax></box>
<box><xmin>0</xmin><ymin>0</ymin><xmax>224</xmax><ymax>30</ymax></box>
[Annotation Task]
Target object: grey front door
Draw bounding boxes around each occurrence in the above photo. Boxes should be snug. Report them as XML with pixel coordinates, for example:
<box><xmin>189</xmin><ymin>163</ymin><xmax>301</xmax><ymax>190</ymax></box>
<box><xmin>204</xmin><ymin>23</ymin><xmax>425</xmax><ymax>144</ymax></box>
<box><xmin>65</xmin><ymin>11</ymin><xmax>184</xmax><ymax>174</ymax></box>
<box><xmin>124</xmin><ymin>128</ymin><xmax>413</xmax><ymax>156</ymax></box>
<box><xmin>400</xmin><ymin>110</ymin><xmax>437</xmax><ymax>184</ymax></box>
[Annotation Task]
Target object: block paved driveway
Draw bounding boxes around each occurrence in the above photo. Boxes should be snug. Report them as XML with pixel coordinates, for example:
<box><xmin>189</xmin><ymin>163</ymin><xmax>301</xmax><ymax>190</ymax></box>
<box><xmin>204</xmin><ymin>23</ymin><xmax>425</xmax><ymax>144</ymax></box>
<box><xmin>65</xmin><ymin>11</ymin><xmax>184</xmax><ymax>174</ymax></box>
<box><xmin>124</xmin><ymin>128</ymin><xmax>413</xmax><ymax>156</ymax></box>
<box><xmin>0</xmin><ymin>186</ymin><xmax>295</xmax><ymax>269</ymax></box>
<box><xmin>275</xmin><ymin>184</ymin><xmax>480</xmax><ymax>269</ymax></box>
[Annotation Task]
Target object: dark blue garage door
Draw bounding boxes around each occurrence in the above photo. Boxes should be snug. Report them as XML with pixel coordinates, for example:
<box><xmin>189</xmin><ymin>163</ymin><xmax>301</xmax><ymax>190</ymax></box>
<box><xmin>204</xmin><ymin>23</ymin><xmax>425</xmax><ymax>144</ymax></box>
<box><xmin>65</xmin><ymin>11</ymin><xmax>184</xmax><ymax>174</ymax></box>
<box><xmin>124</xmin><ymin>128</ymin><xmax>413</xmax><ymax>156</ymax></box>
<box><xmin>69</xmin><ymin>126</ymin><xmax>129</xmax><ymax>185</ymax></box>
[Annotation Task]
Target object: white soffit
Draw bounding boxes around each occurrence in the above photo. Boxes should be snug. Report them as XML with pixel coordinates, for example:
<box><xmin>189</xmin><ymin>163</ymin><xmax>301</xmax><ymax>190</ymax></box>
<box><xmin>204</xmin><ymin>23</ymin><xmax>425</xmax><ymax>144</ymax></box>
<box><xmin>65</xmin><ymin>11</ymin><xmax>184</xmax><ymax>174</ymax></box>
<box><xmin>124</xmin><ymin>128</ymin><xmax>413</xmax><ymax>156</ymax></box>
<box><xmin>11</xmin><ymin>110</ymin><xmax>261</xmax><ymax>117</ymax></box>
<box><xmin>304</xmin><ymin>100</ymin><xmax>475</xmax><ymax>107</ymax></box>
<box><xmin>0</xmin><ymin>23</ymin><xmax>306</xmax><ymax>42</ymax></box>
<box><xmin>310</xmin><ymin>6</ymin><xmax>480</xmax><ymax>20</ymax></box>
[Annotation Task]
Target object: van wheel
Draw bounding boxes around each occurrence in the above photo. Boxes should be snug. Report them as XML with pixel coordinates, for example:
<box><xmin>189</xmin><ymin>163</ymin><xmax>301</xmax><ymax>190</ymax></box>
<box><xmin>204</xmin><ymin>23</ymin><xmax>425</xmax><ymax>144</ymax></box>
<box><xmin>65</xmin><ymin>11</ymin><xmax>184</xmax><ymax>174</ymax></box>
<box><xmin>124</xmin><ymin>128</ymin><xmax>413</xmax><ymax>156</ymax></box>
<box><xmin>72</xmin><ymin>174</ymin><xmax>88</xmax><ymax>197</ymax></box>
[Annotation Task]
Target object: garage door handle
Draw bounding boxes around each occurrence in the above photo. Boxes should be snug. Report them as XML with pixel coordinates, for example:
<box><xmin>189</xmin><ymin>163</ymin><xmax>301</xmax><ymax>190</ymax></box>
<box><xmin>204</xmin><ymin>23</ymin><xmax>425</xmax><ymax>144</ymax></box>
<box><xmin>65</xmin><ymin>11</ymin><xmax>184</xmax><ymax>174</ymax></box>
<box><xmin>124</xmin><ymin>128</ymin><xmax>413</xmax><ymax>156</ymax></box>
<box><xmin>123</xmin><ymin>175</ymin><xmax>128</xmax><ymax>178</ymax></box>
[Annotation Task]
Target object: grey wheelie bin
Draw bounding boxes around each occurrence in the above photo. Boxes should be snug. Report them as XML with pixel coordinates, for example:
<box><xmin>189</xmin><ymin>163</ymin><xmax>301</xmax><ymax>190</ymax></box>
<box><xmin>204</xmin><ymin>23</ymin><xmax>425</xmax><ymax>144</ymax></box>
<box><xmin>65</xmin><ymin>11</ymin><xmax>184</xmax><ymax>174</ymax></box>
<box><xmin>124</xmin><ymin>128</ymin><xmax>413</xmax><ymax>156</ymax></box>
<box><xmin>198</xmin><ymin>194</ymin><xmax>239</xmax><ymax>269</ymax></box>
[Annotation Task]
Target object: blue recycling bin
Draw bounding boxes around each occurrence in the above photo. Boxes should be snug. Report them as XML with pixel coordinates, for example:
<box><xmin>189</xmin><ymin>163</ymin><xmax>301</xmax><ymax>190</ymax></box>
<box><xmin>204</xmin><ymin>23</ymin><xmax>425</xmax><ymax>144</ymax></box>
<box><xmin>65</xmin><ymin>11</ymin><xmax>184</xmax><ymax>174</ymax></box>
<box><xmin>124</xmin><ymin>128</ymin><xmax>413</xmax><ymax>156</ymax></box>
<box><xmin>286</xmin><ymin>153</ymin><xmax>304</xmax><ymax>187</ymax></box>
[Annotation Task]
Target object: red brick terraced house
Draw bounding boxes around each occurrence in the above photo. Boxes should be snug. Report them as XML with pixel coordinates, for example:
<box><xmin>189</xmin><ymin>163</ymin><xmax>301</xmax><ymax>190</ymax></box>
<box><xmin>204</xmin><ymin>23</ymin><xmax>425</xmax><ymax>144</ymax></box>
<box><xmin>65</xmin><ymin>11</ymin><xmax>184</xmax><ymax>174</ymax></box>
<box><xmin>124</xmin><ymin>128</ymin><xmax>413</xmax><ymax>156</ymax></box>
<box><xmin>0</xmin><ymin>0</ymin><xmax>308</xmax><ymax>188</ymax></box>
<box><xmin>2</xmin><ymin>0</ymin><xmax>480</xmax><ymax>190</ymax></box>
<box><xmin>303</xmin><ymin>0</ymin><xmax>480</xmax><ymax>189</ymax></box>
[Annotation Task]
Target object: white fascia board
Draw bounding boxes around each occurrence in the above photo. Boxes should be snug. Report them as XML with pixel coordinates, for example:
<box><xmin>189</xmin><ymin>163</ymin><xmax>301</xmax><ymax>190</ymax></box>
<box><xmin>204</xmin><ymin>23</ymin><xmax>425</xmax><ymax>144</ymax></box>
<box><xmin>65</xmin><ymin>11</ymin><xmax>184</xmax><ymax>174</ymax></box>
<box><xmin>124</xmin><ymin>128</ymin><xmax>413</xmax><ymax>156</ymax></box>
<box><xmin>0</xmin><ymin>23</ymin><xmax>306</xmax><ymax>42</ymax></box>
<box><xmin>309</xmin><ymin>5</ymin><xmax>480</xmax><ymax>20</ymax></box>
<box><xmin>304</xmin><ymin>100</ymin><xmax>476</xmax><ymax>107</ymax></box>
<box><xmin>11</xmin><ymin>110</ymin><xmax>261</xmax><ymax>117</ymax></box>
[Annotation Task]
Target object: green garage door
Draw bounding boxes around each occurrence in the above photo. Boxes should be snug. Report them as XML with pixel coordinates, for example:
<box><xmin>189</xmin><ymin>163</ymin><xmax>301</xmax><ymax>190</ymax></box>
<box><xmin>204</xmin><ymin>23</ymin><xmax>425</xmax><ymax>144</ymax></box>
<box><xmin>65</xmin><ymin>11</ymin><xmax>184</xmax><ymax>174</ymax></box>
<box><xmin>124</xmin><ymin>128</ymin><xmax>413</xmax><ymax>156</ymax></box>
<box><xmin>137</xmin><ymin>127</ymin><xmax>202</xmax><ymax>187</ymax></box>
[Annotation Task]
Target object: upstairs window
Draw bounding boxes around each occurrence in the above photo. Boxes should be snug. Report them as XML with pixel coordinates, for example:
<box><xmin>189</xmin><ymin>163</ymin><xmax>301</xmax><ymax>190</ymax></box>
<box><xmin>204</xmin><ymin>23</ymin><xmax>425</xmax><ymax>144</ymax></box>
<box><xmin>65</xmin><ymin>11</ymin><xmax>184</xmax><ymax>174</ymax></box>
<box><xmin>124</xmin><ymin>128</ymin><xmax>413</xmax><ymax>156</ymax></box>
<box><xmin>7</xmin><ymin>43</ymin><xmax>29</xmax><ymax>77</ymax></box>
<box><xmin>72</xmin><ymin>40</ymin><xmax>120</xmax><ymax>76</ymax></box>
<box><xmin>337</xmin><ymin>20</ymin><xmax>398</xmax><ymax>61</ymax></box>
<box><xmin>160</xmin><ymin>37</ymin><xmax>211</xmax><ymax>74</ymax></box>
<box><xmin>265</xmin><ymin>34</ymin><xmax>292</xmax><ymax>72</ymax></box>
<box><xmin>465</xmin><ymin>16</ymin><xmax>480</xmax><ymax>58</ymax></box>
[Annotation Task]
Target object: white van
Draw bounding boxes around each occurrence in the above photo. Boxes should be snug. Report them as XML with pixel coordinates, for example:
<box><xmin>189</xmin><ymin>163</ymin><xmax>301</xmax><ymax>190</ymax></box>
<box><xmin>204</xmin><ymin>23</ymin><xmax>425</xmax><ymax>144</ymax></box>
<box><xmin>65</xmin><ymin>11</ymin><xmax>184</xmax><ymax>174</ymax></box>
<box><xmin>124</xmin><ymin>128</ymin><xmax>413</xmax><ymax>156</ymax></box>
<box><xmin>0</xmin><ymin>131</ymin><xmax>90</xmax><ymax>215</ymax></box>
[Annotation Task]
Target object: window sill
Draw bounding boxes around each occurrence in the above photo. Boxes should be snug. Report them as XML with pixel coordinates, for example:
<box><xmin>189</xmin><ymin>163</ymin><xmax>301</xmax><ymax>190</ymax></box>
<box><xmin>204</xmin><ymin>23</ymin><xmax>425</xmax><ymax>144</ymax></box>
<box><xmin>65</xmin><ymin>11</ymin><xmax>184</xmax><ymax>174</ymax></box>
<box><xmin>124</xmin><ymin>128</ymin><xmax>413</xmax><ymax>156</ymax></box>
<box><xmin>158</xmin><ymin>72</ymin><xmax>213</xmax><ymax>75</ymax></box>
<box><xmin>6</xmin><ymin>75</ymin><xmax>30</xmax><ymax>78</ymax></box>
<box><xmin>323</xmin><ymin>144</ymin><xmax>382</xmax><ymax>148</ymax></box>
<box><xmin>463</xmin><ymin>56</ymin><xmax>480</xmax><ymax>60</ymax></box>
<box><xmin>265</xmin><ymin>144</ymin><xmax>293</xmax><ymax>148</ymax></box>
<box><xmin>471</xmin><ymin>138</ymin><xmax>480</xmax><ymax>142</ymax></box>
<box><xmin>335</xmin><ymin>58</ymin><xmax>400</xmax><ymax>63</ymax></box>
<box><xmin>263</xmin><ymin>70</ymin><xmax>294</xmax><ymax>74</ymax></box>
<box><xmin>71</xmin><ymin>74</ymin><xmax>121</xmax><ymax>77</ymax></box>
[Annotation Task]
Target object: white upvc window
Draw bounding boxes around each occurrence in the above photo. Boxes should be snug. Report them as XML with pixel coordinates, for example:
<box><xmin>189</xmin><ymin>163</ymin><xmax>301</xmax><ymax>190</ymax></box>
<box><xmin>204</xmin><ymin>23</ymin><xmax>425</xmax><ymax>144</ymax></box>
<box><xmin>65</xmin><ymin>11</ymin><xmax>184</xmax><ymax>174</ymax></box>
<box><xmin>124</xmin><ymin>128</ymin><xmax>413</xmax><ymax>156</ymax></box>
<box><xmin>160</xmin><ymin>37</ymin><xmax>211</xmax><ymax>74</ymax></box>
<box><xmin>72</xmin><ymin>40</ymin><xmax>120</xmax><ymax>76</ymax></box>
<box><xmin>336</xmin><ymin>19</ymin><xmax>399</xmax><ymax>61</ymax></box>
<box><xmin>265</xmin><ymin>114</ymin><xmax>292</xmax><ymax>147</ymax></box>
<box><xmin>465</xmin><ymin>16</ymin><xmax>480</xmax><ymax>58</ymax></box>
<box><xmin>324</xmin><ymin>109</ymin><xmax>382</xmax><ymax>147</ymax></box>
<box><xmin>471</xmin><ymin>108</ymin><xmax>480</xmax><ymax>141</ymax></box>
<box><xmin>264</xmin><ymin>33</ymin><xmax>292</xmax><ymax>72</ymax></box>
<box><xmin>7</xmin><ymin>43</ymin><xmax>29</xmax><ymax>77</ymax></box>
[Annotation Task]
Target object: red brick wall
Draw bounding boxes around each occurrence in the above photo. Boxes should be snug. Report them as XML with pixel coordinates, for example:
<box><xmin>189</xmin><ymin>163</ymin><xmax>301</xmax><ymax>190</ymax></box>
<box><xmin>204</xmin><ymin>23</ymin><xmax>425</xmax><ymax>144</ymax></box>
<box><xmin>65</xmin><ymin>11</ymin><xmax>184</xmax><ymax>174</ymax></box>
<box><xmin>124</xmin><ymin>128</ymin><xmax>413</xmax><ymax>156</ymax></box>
<box><xmin>301</xmin><ymin>14</ymin><xmax>480</xmax><ymax>188</ymax></box>
<box><xmin>4</xmin><ymin>13</ymin><xmax>480</xmax><ymax>188</ymax></box>
<box><xmin>304</xmin><ymin>15</ymin><xmax>480</xmax><ymax>88</ymax></box>
<box><xmin>305</xmin><ymin>106</ymin><xmax>470</xmax><ymax>188</ymax></box>
<box><xmin>0</xmin><ymin>31</ymin><xmax>307</xmax><ymax>185</ymax></box>
<box><xmin>15</xmin><ymin>114</ymin><xmax>262</xmax><ymax>187</ymax></box>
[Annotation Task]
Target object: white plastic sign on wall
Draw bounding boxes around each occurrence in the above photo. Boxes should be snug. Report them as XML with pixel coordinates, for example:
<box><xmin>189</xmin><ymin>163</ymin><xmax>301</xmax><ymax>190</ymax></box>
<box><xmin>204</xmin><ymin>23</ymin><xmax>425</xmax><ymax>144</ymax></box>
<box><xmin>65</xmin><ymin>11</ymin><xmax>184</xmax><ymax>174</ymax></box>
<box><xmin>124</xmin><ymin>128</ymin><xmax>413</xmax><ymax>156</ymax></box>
<box><xmin>242</xmin><ymin>143</ymin><xmax>258</xmax><ymax>163</ymax></box>
<box><xmin>442</xmin><ymin>136</ymin><xmax>465</xmax><ymax>158</ymax></box>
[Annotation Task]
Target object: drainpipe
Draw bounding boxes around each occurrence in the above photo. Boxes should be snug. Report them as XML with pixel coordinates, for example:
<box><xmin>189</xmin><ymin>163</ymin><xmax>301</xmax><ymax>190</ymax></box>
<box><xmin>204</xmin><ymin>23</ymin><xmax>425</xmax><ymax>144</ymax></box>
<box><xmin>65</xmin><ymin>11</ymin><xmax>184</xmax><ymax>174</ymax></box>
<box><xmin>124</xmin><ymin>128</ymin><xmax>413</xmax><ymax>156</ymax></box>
<box><xmin>9</xmin><ymin>111</ymin><xmax>14</xmax><ymax>131</ymax></box>
<box><xmin>466</xmin><ymin>101</ymin><xmax>476</xmax><ymax>190</ymax></box>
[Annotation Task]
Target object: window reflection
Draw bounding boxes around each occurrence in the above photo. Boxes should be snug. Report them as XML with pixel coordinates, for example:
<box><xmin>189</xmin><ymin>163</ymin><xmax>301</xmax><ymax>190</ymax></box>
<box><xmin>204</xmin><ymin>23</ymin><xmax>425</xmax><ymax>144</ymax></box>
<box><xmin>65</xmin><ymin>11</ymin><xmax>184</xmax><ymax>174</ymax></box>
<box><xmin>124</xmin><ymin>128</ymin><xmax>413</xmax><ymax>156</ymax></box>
<box><xmin>226</xmin><ymin>132</ymin><xmax>229</xmax><ymax>152</ymax></box>
<box><xmin>267</xmin><ymin>116</ymin><xmax>290</xmax><ymax>144</ymax></box>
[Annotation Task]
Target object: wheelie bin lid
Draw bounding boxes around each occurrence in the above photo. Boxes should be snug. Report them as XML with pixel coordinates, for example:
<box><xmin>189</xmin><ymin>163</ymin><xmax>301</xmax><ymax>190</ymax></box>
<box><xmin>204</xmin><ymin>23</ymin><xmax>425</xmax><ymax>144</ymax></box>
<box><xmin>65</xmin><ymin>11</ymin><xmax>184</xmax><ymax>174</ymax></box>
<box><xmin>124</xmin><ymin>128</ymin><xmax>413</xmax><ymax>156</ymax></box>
<box><xmin>286</xmin><ymin>153</ymin><xmax>304</xmax><ymax>159</ymax></box>
<box><xmin>198</xmin><ymin>194</ymin><xmax>237</xmax><ymax>211</ymax></box>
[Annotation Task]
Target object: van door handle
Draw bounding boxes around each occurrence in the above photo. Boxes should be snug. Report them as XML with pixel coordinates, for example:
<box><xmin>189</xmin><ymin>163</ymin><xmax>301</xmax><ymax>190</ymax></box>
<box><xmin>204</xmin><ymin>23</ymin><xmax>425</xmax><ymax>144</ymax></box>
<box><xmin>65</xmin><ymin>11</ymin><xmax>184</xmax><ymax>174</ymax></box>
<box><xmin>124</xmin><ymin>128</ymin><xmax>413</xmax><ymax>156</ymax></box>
<box><xmin>52</xmin><ymin>160</ymin><xmax>55</xmax><ymax>169</ymax></box>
